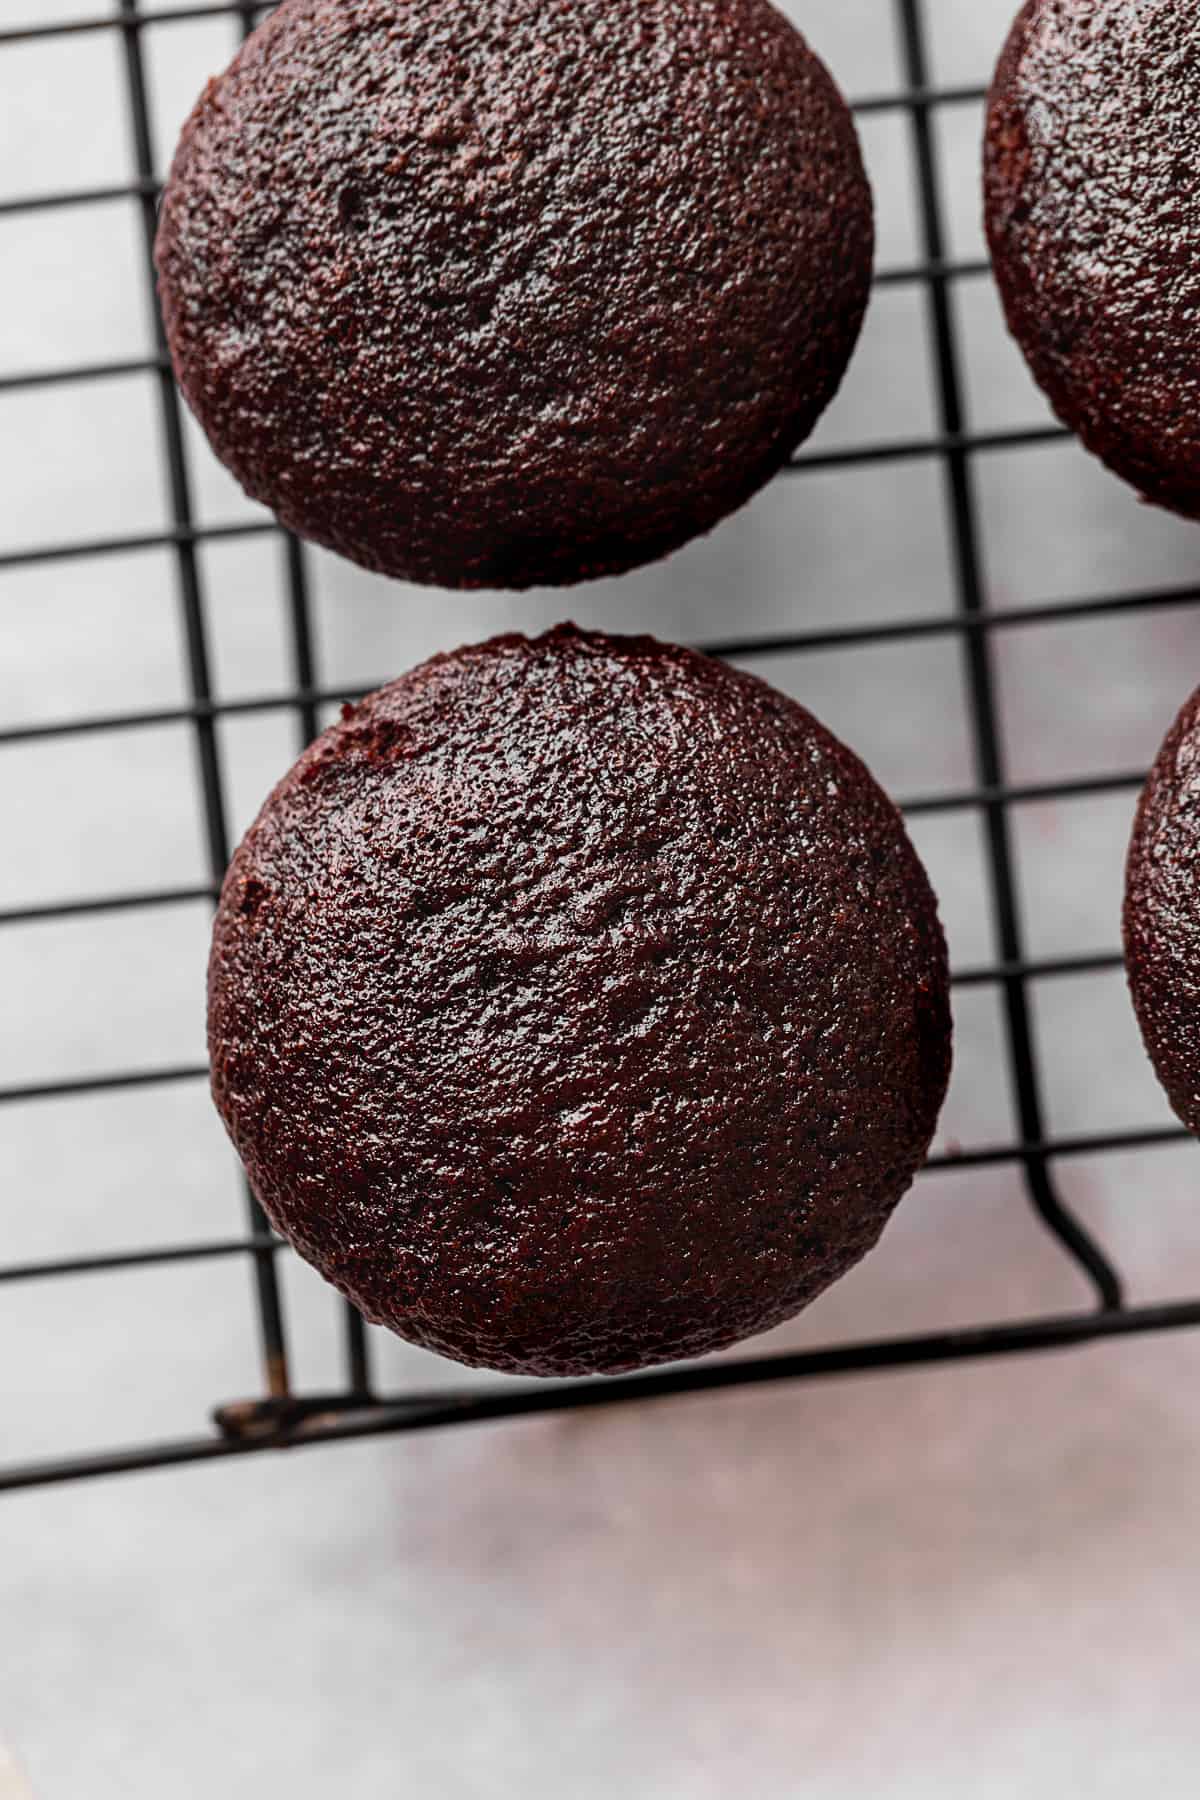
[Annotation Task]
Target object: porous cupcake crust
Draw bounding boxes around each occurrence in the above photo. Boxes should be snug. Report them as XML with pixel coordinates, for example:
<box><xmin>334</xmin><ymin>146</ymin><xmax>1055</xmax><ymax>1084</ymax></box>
<box><xmin>985</xmin><ymin>0</ymin><xmax>1200</xmax><ymax>518</ymax></box>
<box><xmin>1125</xmin><ymin>684</ymin><xmax>1200</xmax><ymax>1133</ymax></box>
<box><xmin>156</xmin><ymin>0</ymin><xmax>872</xmax><ymax>589</ymax></box>
<box><xmin>209</xmin><ymin>627</ymin><xmax>951</xmax><ymax>1376</ymax></box>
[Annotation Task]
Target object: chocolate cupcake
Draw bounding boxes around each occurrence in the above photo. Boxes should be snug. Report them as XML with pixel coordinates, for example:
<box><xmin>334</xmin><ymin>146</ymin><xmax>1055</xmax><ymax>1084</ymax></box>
<box><xmin>156</xmin><ymin>0</ymin><xmax>873</xmax><ymax>590</ymax></box>
<box><xmin>1125</xmin><ymin>684</ymin><xmax>1200</xmax><ymax>1131</ymax></box>
<box><xmin>985</xmin><ymin>0</ymin><xmax>1200</xmax><ymax>518</ymax></box>
<box><xmin>209</xmin><ymin>626</ymin><xmax>952</xmax><ymax>1377</ymax></box>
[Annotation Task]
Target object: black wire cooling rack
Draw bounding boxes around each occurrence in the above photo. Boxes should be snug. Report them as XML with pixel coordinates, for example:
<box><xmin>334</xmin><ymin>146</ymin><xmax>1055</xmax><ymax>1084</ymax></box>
<box><xmin>3</xmin><ymin>0</ymin><xmax>1200</xmax><ymax>1494</ymax></box>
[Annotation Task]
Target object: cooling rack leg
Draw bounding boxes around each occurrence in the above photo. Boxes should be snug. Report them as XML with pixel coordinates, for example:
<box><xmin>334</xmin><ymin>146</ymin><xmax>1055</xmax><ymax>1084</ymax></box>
<box><xmin>118</xmin><ymin>0</ymin><xmax>293</xmax><ymax>1393</ymax></box>
<box><xmin>275</xmin><ymin>529</ymin><xmax>374</xmax><ymax>1398</ymax></box>
<box><xmin>894</xmin><ymin>0</ymin><xmax>1123</xmax><ymax>1311</ymax></box>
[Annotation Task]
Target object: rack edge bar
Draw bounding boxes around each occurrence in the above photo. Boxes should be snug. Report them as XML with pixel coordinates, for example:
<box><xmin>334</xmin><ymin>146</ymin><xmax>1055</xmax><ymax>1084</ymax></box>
<box><xmin>4</xmin><ymin>1298</ymin><xmax>1198</xmax><ymax>1493</ymax></box>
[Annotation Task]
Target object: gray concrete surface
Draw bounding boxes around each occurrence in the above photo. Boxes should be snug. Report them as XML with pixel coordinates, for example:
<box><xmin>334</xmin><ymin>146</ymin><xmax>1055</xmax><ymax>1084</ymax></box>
<box><xmin>3</xmin><ymin>1</ymin><xmax>1200</xmax><ymax>1795</ymax></box>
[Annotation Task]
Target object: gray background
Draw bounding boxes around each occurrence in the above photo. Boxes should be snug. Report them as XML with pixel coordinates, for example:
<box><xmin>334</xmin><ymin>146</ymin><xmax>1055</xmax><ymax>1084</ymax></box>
<box><xmin>4</xmin><ymin>0</ymin><xmax>1200</xmax><ymax>1794</ymax></box>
